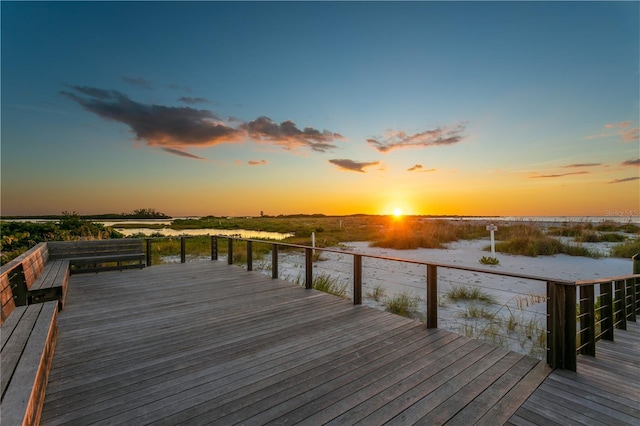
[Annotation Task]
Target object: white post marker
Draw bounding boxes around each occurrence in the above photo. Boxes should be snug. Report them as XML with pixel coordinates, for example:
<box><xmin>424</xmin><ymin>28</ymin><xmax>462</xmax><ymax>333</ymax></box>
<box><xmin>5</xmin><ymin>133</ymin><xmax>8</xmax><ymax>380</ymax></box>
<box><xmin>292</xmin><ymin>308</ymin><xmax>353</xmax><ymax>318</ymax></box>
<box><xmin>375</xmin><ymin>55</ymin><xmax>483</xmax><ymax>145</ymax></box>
<box><xmin>486</xmin><ymin>224</ymin><xmax>498</xmax><ymax>256</ymax></box>
<box><xmin>312</xmin><ymin>232</ymin><xmax>316</xmax><ymax>255</ymax></box>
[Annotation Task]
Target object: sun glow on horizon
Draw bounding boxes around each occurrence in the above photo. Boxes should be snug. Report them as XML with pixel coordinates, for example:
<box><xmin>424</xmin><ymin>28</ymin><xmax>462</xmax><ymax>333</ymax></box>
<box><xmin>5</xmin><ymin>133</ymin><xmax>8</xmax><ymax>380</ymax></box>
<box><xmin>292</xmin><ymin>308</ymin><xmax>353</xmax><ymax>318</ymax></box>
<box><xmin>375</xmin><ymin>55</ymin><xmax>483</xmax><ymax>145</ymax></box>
<box><xmin>393</xmin><ymin>208</ymin><xmax>403</xmax><ymax>217</ymax></box>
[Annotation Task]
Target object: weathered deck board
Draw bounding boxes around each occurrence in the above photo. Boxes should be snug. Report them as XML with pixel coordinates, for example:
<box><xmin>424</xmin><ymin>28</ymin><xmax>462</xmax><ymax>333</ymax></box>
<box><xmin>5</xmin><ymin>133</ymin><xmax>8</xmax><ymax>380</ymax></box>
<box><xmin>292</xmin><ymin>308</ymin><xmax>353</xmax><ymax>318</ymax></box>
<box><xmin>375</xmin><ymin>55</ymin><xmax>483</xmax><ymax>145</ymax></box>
<box><xmin>36</xmin><ymin>260</ymin><xmax>634</xmax><ymax>425</ymax></box>
<box><xmin>39</xmin><ymin>261</ymin><xmax>542</xmax><ymax>425</ymax></box>
<box><xmin>509</xmin><ymin>321</ymin><xmax>640</xmax><ymax>425</ymax></box>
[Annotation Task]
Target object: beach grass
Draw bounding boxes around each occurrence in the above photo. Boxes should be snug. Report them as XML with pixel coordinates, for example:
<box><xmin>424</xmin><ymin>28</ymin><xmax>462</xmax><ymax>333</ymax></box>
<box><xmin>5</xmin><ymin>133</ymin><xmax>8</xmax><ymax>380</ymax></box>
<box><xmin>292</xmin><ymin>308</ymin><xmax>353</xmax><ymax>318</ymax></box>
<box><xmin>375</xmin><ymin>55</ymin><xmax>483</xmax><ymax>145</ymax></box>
<box><xmin>610</xmin><ymin>238</ymin><xmax>640</xmax><ymax>259</ymax></box>
<box><xmin>367</xmin><ymin>285</ymin><xmax>386</xmax><ymax>302</ymax></box>
<box><xmin>493</xmin><ymin>235</ymin><xmax>599</xmax><ymax>258</ymax></box>
<box><xmin>445</xmin><ymin>284</ymin><xmax>497</xmax><ymax>304</ymax></box>
<box><xmin>311</xmin><ymin>273</ymin><xmax>349</xmax><ymax>298</ymax></box>
<box><xmin>383</xmin><ymin>291</ymin><xmax>420</xmax><ymax>318</ymax></box>
<box><xmin>370</xmin><ymin>219</ymin><xmax>487</xmax><ymax>250</ymax></box>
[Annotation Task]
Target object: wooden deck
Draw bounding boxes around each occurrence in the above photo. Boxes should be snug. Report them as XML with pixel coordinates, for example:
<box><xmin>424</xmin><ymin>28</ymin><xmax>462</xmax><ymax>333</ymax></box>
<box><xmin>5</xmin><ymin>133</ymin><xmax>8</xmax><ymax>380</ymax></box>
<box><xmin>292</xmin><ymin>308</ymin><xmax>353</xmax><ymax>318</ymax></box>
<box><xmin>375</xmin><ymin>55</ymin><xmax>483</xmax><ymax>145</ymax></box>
<box><xmin>510</xmin><ymin>321</ymin><xmax>640</xmax><ymax>425</ymax></box>
<box><xmin>38</xmin><ymin>261</ymin><xmax>637</xmax><ymax>425</ymax></box>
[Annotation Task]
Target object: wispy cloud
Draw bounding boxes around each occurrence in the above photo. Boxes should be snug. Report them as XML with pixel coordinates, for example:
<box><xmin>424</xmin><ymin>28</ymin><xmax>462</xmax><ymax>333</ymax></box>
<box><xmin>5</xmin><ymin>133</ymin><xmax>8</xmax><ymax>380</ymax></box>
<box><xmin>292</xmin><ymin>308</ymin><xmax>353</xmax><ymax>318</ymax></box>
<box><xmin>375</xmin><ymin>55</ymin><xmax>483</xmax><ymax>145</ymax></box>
<box><xmin>622</xmin><ymin>127</ymin><xmax>639</xmax><ymax>142</ymax></box>
<box><xmin>178</xmin><ymin>96</ymin><xmax>211</xmax><ymax>105</ymax></box>
<box><xmin>562</xmin><ymin>163</ymin><xmax>601</xmax><ymax>168</ymax></box>
<box><xmin>248</xmin><ymin>160</ymin><xmax>268</xmax><ymax>166</ymax></box>
<box><xmin>621</xmin><ymin>158</ymin><xmax>640</xmax><ymax>166</ymax></box>
<box><xmin>241</xmin><ymin>116</ymin><xmax>343</xmax><ymax>153</ymax></box>
<box><xmin>61</xmin><ymin>86</ymin><xmax>343</xmax><ymax>159</ymax></box>
<box><xmin>530</xmin><ymin>171</ymin><xmax>589</xmax><ymax>179</ymax></box>
<box><xmin>161</xmin><ymin>147</ymin><xmax>206</xmax><ymax>160</ymax></box>
<box><xmin>329</xmin><ymin>159</ymin><xmax>380</xmax><ymax>173</ymax></box>
<box><xmin>604</xmin><ymin>121</ymin><xmax>631</xmax><ymax>129</ymax></box>
<box><xmin>122</xmin><ymin>76</ymin><xmax>153</xmax><ymax>89</ymax></box>
<box><xmin>407</xmin><ymin>164</ymin><xmax>436</xmax><ymax>172</ymax></box>
<box><xmin>367</xmin><ymin>123</ymin><xmax>466</xmax><ymax>153</ymax></box>
<box><xmin>587</xmin><ymin>122</ymin><xmax>639</xmax><ymax>143</ymax></box>
<box><xmin>608</xmin><ymin>176</ymin><xmax>640</xmax><ymax>184</ymax></box>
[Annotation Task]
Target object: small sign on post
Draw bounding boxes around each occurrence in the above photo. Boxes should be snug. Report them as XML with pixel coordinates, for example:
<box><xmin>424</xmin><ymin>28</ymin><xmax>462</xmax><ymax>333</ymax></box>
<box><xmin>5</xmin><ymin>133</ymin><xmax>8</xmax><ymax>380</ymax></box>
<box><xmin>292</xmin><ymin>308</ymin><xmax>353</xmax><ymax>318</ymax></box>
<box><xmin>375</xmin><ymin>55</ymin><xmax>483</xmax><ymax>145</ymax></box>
<box><xmin>486</xmin><ymin>224</ymin><xmax>498</xmax><ymax>256</ymax></box>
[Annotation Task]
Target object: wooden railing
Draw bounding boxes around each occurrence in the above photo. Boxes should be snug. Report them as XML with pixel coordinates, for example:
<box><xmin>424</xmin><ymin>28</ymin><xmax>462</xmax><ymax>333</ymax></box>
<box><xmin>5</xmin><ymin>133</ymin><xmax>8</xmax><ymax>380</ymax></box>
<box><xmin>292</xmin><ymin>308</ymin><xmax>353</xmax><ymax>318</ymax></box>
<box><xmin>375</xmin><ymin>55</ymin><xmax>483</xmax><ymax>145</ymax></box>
<box><xmin>142</xmin><ymin>235</ymin><xmax>640</xmax><ymax>370</ymax></box>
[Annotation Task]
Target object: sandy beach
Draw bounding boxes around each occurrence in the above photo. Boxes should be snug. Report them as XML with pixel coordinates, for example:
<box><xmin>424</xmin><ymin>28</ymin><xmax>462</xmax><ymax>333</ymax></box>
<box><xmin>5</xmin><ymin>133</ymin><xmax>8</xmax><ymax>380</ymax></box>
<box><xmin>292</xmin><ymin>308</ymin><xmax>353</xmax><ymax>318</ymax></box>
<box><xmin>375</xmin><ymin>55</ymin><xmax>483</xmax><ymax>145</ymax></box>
<box><xmin>258</xmin><ymin>237</ymin><xmax>635</xmax><ymax>358</ymax></box>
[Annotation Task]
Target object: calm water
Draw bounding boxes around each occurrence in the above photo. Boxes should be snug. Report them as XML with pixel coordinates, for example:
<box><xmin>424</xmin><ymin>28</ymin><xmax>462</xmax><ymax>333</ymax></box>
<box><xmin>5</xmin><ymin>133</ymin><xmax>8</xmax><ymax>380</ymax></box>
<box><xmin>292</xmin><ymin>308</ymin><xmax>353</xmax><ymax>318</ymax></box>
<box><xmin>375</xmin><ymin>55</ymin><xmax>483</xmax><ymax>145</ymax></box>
<box><xmin>113</xmin><ymin>227</ymin><xmax>294</xmax><ymax>240</ymax></box>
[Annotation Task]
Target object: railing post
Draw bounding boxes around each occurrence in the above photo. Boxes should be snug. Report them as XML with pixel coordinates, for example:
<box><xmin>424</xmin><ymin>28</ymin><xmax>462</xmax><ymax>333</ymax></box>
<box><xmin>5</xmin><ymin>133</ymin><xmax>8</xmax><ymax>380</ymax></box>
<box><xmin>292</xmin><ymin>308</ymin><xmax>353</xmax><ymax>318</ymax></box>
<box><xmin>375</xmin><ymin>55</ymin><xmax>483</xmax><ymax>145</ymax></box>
<box><xmin>634</xmin><ymin>254</ymin><xmax>640</xmax><ymax>316</ymax></box>
<box><xmin>615</xmin><ymin>279</ymin><xmax>627</xmax><ymax>330</ymax></box>
<box><xmin>600</xmin><ymin>280</ymin><xmax>614</xmax><ymax>341</ymax></box>
<box><xmin>579</xmin><ymin>285</ymin><xmax>596</xmax><ymax>356</ymax></box>
<box><xmin>305</xmin><ymin>247</ymin><xmax>313</xmax><ymax>289</ymax></box>
<box><xmin>636</xmin><ymin>276</ymin><xmax>640</xmax><ymax>317</ymax></box>
<box><xmin>547</xmin><ymin>281</ymin><xmax>577</xmax><ymax>371</ymax></box>
<box><xmin>547</xmin><ymin>281</ymin><xmax>560</xmax><ymax>369</ymax></box>
<box><xmin>271</xmin><ymin>244</ymin><xmax>278</xmax><ymax>279</ymax></box>
<box><xmin>180</xmin><ymin>237</ymin><xmax>186</xmax><ymax>263</ymax></box>
<box><xmin>353</xmin><ymin>254</ymin><xmax>362</xmax><ymax>305</ymax></box>
<box><xmin>626</xmin><ymin>278</ymin><xmax>636</xmax><ymax>322</ymax></box>
<box><xmin>228</xmin><ymin>238</ymin><xmax>233</xmax><ymax>265</ymax></box>
<box><xmin>247</xmin><ymin>241</ymin><xmax>253</xmax><ymax>271</ymax></box>
<box><xmin>211</xmin><ymin>236</ymin><xmax>218</xmax><ymax>260</ymax></box>
<box><xmin>565</xmin><ymin>284</ymin><xmax>577</xmax><ymax>371</ymax></box>
<box><xmin>426</xmin><ymin>265</ymin><xmax>438</xmax><ymax>329</ymax></box>
<box><xmin>146</xmin><ymin>239</ymin><xmax>152</xmax><ymax>266</ymax></box>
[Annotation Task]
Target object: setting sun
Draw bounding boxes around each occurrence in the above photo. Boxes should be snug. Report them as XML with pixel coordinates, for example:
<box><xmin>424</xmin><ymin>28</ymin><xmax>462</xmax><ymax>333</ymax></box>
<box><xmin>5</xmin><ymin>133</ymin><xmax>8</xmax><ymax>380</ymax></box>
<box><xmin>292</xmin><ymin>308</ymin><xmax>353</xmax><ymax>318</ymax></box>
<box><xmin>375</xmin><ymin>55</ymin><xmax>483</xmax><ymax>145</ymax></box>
<box><xmin>393</xmin><ymin>208</ymin><xmax>403</xmax><ymax>217</ymax></box>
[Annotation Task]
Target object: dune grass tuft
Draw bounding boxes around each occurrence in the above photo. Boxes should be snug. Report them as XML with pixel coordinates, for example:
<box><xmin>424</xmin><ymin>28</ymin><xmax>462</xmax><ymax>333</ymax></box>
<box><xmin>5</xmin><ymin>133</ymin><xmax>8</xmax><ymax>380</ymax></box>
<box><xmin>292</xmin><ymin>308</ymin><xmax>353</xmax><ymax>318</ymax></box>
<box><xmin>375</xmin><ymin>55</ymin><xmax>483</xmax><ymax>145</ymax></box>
<box><xmin>383</xmin><ymin>291</ymin><xmax>420</xmax><ymax>318</ymax></box>
<box><xmin>445</xmin><ymin>284</ymin><xmax>497</xmax><ymax>304</ymax></box>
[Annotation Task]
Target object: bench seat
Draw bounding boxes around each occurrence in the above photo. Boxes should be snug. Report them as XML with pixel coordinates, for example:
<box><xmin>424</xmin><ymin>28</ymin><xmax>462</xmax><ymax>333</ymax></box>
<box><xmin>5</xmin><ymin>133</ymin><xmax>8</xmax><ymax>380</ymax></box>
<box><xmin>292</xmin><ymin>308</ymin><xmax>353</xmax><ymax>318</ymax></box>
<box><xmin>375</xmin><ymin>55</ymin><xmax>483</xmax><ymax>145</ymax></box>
<box><xmin>28</xmin><ymin>259</ymin><xmax>70</xmax><ymax>309</ymax></box>
<box><xmin>0</xmin><ymin>301</ymin><xmax>58</xmax><ymax>425</ymax></box>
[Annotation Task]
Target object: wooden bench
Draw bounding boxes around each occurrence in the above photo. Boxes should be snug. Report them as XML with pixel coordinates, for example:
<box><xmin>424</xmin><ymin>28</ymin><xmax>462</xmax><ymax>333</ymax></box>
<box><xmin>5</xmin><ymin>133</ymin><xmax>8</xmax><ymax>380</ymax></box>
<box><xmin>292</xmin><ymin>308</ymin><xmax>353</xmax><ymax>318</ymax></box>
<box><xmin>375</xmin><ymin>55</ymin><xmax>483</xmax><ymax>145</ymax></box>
<box><xmin>1</xmin><ymin>243</ymin><xmax>69</xmax><ymax>310</ymax></box>
<box><xmin>1</xmin><ymin>260</ymin><xmax>58</xmax><ymax>426</ymax></box>
<box><xmin>48</xmin><ymin>239</ymin><xmax>146</xmax><ymax>274</ymax></box>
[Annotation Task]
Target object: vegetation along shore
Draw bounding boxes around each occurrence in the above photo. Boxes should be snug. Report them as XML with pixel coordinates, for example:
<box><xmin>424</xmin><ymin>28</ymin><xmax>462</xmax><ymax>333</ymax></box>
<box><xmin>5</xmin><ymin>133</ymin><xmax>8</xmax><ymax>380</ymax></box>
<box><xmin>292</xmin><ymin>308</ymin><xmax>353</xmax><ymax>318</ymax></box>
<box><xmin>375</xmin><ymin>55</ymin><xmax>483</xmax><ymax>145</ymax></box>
<box><xmin>2</xmin><ymin>210</ymin><xmax>639</xmax><ymax>266</ymax></box>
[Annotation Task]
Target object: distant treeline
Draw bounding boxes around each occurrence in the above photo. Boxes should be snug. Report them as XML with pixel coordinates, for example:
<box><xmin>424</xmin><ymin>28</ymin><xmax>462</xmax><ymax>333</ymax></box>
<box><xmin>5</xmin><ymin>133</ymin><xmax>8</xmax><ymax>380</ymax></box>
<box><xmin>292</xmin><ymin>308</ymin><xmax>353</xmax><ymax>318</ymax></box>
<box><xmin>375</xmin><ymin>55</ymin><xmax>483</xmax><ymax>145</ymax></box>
<box><xmin>4</xmin><ymin>208</ymin><xmax>171</xmax><ymax>220</ymax></box>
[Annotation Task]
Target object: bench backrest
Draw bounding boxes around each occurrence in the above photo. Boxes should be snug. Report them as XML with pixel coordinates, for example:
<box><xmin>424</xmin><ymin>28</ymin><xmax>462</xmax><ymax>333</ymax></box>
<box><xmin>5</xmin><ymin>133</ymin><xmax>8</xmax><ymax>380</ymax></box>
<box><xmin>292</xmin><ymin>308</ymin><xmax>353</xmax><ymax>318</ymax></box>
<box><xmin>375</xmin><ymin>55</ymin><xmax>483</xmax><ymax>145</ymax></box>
<box><xmin>0</xmin><ymin>242</ymin><xmax>48</xmax><ymax>324</ymax></box>
<box><xmin>0</xmin><ymin>271</ymin><xmax>16</xmax><ymax>325</ymax></box>
<box><xmin>48</xmin><ymin>239</ymin><xmax>144</xmax><ymax>259</ymax></box>
<box><xmin>21</xmin><ymin>243</ymin><xmax>49</xmax><ymax>288</ymax></box>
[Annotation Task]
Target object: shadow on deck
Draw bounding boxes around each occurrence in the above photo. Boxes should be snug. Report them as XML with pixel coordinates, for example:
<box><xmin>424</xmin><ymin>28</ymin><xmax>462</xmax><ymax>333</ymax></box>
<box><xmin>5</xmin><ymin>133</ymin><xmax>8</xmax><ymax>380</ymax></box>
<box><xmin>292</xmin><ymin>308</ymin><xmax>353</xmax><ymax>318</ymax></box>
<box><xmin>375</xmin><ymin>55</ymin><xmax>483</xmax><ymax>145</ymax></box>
<box><xmin>40</xmin><ymin>261</ymin><xmax>637</xmax><ymax>425</ymax></box>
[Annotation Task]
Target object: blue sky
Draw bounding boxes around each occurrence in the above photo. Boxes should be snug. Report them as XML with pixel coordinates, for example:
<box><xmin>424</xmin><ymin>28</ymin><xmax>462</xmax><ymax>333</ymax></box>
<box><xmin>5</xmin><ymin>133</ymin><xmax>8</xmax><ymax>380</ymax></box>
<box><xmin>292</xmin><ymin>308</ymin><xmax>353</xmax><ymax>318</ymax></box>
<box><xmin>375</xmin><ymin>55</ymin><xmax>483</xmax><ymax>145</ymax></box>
<box><xmin>1</xmin><ymin>1</ymin><xmax>638</xmax><ymax>217</ymax></box>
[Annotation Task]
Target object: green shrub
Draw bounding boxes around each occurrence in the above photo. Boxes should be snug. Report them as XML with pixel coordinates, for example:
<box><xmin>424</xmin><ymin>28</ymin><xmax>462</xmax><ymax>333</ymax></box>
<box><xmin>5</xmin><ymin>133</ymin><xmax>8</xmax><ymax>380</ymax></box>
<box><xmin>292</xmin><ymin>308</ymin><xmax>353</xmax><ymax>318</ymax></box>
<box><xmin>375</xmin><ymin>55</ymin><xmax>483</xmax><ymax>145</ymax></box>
<box><xmin>479</xmin><ymin>256</ymin><xmax>500</xmax><ymax>265</ymax></box>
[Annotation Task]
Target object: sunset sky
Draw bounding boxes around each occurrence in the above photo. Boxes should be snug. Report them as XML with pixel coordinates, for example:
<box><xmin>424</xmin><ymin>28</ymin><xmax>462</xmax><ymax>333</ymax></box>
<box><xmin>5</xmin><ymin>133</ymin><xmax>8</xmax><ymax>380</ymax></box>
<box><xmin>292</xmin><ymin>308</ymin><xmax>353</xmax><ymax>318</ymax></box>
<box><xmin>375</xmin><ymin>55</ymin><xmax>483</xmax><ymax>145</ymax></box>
<box><xmin>2</xmin><ymin>1</ymin><xmax>638</xmax><ymax>217</ymax></box>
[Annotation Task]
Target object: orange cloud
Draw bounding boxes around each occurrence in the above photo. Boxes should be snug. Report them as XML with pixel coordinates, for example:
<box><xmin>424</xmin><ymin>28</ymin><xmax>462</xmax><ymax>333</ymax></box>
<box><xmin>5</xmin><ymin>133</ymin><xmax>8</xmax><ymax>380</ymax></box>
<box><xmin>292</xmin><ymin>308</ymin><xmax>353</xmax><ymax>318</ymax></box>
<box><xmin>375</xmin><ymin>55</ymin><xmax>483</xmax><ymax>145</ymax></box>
<box><xmin>608</xmin><ymin>177</ymin><xmax>640</xmax><ymax>184</ymax></box>
<box><xmin>622</xmin><ymin>127</ymin><xmax>639</xmax><ymax>143</ymax></box>
<box><xmin>588</xmin><ymin>122</ymin><xmax>638</xmax><ymax>143</ymax></box>
<box><xmin>530</xmin><ymin>171</ymin><xmax>589</xmax><ymax>178</ymax></box>
<box><xmin>367</xmin><ymin>123</ymin><xmax>467</xmax><ymax>153</ymax></box>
